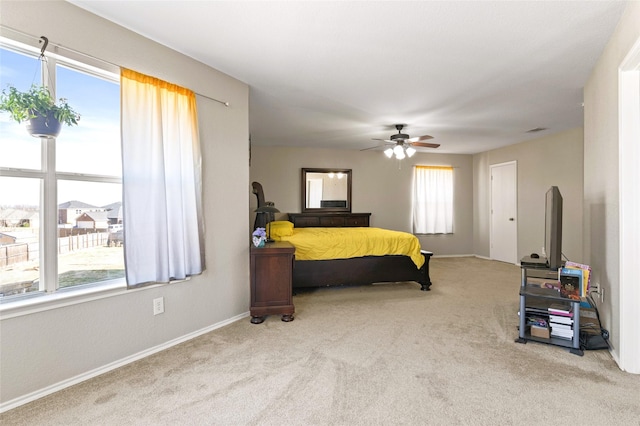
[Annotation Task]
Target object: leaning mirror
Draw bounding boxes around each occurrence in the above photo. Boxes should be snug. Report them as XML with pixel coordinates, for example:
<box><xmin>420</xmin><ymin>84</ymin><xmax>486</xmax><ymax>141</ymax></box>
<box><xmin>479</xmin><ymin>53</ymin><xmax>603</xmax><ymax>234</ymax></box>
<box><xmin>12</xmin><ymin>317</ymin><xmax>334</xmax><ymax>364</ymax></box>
<box><xmin>301</xmin><ymin>168</ymin><xmax>352</xmax><ymax>213</ymax></box>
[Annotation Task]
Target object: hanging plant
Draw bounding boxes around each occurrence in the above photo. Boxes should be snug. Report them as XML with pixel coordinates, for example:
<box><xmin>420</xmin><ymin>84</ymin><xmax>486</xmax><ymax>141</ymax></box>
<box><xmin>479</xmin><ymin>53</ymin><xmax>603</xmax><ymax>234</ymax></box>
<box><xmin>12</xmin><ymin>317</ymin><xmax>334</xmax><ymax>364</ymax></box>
<box><xmin>0</xmin><ymin>84</ymin><xmax>80</xmax><ymax>137</ymax></box>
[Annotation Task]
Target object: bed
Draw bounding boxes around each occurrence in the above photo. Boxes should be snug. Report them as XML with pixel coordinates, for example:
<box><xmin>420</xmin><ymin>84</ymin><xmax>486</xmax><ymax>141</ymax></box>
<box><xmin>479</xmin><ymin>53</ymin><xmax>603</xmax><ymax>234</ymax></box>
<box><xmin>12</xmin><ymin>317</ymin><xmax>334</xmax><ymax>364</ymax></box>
<box><xmin>268</xmin><ymin>222</ymin><xmax>433</xmax><ymax>291</ymax></box>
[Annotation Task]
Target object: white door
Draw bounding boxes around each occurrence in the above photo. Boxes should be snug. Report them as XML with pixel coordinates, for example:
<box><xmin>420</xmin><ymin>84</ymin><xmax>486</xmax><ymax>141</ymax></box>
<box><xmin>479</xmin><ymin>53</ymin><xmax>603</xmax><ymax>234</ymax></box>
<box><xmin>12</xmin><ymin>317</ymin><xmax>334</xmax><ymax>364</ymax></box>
<box><xmin>307</xmin><ymin>179</ymin><xmax>323</xmax><ymax>208</ymax></box>
<box><xmin>490</xmin><ymin>161</ymin><xmax>518</xmax><ymax>264</ymax></box>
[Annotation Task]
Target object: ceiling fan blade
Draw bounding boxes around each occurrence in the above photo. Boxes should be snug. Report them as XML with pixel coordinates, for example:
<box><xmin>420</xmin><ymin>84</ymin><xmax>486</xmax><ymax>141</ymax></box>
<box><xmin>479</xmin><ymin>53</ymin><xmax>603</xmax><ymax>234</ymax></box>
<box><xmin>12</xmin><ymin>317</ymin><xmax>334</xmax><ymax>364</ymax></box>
<box><xmin>407</xmin><ymin>134</ymin><xmax>434</xmax><ymax>142</ymax></box>
<box><xmin>372</xmin><ymin>138</ymin><xmax>394</xmax><ymax>143</ymax></box>
<box><xmin>360</xmin><ymin>143</ymin><xmax>389</xmax><ymax>151</ymax></box>
<box><xmin>410</xmin><ymin>142</ymin><xmax>440</xmax><ymax>148</ymax></box>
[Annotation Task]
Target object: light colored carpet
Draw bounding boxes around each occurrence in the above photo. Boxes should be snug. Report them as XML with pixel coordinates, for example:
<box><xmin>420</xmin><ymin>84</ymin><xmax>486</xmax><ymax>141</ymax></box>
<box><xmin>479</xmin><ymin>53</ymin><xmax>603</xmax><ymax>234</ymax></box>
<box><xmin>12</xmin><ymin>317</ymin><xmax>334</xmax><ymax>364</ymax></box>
<box><xmin>2</xmin><ymin>257</ymin><xmax>639</xmax><ymax>425</ymax></box>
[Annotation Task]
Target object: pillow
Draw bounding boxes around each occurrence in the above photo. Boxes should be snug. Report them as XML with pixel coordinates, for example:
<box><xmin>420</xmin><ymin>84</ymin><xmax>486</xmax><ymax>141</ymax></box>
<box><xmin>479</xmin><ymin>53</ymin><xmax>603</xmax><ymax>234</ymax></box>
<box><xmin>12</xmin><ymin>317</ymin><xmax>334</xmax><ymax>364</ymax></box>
<box><xmin>268</xmin><ymin>220</ymin><xmax>294</xmax><ymax>230</ymax></box>
<box><xmin>267</xmin><ymin>221</ymin><xmax>294</xmax><ymax>240</ymax></box>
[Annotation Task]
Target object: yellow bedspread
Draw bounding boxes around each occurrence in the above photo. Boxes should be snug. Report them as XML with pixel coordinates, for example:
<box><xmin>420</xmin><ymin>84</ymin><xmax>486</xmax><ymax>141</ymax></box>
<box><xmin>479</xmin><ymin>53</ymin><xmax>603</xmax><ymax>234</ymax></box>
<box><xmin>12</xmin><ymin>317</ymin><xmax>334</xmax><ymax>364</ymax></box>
<box><xmin>278</xmin><ymin>227</ymin><xmax>425</xmax><ymax>269</ymax></box>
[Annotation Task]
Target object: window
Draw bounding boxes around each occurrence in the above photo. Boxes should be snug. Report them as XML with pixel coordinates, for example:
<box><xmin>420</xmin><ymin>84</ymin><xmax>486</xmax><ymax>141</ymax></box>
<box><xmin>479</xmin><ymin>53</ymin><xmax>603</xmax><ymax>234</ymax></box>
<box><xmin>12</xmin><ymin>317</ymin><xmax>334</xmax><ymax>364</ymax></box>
<box><xmin>0</xmin><ymin>37</ymin><xmax>123</xmax><ymax>300</ymax></box>
<box><xmin>412</xmin><ymin>166</ymin><xmax>454</xmax><ymax>234</ymax></box>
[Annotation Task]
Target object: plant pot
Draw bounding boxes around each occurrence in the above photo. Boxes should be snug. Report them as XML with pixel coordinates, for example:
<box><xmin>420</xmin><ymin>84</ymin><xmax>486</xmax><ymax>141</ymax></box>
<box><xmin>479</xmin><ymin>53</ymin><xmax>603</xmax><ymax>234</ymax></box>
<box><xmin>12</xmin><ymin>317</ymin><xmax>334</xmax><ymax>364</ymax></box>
<box><xmin>26</xmin><ymin>113</ymin><xmax>62</xmax><ymax>138</ymax></box>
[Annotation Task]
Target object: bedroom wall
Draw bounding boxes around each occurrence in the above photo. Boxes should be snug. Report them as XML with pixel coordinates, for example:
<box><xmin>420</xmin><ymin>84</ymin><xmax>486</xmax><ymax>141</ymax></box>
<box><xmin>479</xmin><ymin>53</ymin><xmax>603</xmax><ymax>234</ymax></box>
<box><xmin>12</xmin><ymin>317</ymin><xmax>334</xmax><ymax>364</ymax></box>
<box><xmin>583</xmin><ymin>1</ymin><xmax>640</xmax><ymax>370</ymax></box>
<box><xmin>0</xmin><ymin>1</ymin><xmax>249</xmax><ymax>408</ymax></box>
<box><xmin>472</xmin><ymin>127</ymin><xmax>584</xmax><ymax>263</ymax></box>
<box><xmin>250</xmin><ymin>146</ymin><xmax>474</xmax><ymax>256</ymax></box>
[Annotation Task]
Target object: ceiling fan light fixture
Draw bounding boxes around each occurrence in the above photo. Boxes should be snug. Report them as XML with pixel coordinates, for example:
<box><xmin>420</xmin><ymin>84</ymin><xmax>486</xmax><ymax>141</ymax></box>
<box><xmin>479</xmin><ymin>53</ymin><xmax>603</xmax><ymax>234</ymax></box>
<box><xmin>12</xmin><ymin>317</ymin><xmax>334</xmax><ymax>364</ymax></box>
<box><xmin>365</xmin><ymin>123</ymin><xmax>437</xmax><ymax>160</ymax></box>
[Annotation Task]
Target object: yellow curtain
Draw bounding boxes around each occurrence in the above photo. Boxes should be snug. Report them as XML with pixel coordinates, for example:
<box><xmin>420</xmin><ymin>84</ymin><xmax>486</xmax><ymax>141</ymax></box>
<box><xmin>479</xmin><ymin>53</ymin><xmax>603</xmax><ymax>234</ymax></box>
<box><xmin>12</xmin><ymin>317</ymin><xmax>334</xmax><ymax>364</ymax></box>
<box><xmin>120</xmin><ymin>69</ymin><xmax>203</xmax><ymax>287</ymax></box>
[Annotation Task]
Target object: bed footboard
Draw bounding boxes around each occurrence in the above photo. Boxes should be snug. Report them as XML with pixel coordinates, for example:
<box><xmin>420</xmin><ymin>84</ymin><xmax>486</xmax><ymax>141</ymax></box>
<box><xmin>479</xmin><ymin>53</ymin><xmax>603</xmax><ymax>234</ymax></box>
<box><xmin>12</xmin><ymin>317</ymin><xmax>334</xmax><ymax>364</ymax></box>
<box><xmin>292</xmin><ymin>250</ymin><xmax>433</xmax><ymax>290</ymax></box>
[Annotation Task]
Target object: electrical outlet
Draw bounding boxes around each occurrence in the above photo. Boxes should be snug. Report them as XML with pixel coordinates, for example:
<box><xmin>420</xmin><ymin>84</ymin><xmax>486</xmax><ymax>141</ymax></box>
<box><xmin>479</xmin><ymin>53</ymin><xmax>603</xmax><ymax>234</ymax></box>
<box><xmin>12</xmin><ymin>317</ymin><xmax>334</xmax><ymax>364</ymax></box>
<box><xmin>153</xmin><ymin>297</ymin><xmax>164</xmax><ymax>315</ymax></box>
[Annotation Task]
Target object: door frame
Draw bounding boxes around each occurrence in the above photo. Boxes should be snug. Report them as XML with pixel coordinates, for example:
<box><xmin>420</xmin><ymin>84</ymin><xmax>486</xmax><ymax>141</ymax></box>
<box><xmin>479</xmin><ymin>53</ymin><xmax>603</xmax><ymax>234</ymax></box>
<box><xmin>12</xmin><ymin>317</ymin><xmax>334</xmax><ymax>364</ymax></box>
<box><xmin>618</xmin><ymin>35</ymin><xmax>640</xmax><ymax>374</ymax></box>
<box><xmin>489</xmin><ymin>161</ymin><xmax>518</xmax><ymax>264</ymax></box>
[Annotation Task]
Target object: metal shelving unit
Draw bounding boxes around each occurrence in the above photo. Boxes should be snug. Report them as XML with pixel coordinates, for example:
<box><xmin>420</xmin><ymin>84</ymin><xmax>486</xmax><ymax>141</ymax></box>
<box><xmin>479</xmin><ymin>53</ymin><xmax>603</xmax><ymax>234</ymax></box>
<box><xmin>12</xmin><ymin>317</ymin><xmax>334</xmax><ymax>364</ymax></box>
<box><xmin>516</xmin><ymin>266</ymin><xmax>583</xmax><ymax>356</ymax></box>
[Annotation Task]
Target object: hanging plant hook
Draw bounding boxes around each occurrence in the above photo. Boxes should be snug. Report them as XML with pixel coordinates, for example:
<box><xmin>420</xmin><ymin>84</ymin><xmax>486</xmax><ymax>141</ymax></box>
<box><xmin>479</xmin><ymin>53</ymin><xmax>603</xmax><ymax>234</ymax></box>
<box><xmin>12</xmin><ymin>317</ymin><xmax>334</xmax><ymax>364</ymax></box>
<box><xmin>39</xmin><ymin>36</ymin><xmax>49</xmax><ymax>59</ymax></box>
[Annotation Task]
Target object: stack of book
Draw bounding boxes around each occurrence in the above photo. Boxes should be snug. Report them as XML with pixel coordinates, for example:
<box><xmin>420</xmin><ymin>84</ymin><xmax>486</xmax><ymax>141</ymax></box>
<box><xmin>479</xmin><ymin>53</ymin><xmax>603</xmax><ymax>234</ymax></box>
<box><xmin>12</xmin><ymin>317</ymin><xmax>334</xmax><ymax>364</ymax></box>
<box><xmin>548</xmin><ymin>303</ymin><xmax>574</xmax><ymax>340</ymax></box>
<box><xmin>563</xmin><ymin>261</ymin><xmax>592</xmax><ymax>297</ymax></box>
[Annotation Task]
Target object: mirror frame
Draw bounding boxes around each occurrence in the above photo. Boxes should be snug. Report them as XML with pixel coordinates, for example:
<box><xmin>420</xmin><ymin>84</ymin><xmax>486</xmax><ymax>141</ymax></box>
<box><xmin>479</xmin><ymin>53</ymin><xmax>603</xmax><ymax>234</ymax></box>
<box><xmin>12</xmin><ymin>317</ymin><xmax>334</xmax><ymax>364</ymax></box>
<box><xmin>301</xmin><ymin>168</ymin><xmax>352</xmax><ymax>213</ymax></box>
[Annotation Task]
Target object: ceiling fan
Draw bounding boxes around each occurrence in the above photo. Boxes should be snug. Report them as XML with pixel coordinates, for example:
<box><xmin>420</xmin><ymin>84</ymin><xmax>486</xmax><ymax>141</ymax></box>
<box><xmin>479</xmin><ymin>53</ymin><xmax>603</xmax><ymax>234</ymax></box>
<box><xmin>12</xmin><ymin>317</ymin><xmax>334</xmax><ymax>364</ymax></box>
<box><xmin>362</xmin><ymin>124</ymin><xmax>440</xmax><ymax>159</ymax></box>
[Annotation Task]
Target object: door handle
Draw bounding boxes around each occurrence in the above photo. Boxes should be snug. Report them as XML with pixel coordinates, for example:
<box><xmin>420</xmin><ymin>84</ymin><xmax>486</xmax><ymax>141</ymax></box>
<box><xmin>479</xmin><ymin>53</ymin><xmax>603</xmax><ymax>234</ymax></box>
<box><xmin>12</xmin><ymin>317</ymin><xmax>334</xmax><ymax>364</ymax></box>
<box><xmin>509</xmin><ymin>218</ymin><xmax>515</xmax><ymax>221</ymax></box>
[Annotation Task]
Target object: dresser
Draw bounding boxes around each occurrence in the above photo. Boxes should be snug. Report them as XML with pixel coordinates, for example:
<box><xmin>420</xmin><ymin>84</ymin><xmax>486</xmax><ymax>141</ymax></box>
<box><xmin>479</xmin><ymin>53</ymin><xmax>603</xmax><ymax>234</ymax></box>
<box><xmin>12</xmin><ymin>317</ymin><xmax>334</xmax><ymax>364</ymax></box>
<box><xmin>249</xmin><ymin>241</ymin><xmax>295</xmax><ymax>324</ymax></box>
<box><xmin>288</xmin><ymin>212</ymin><xmax>371</xmax><ymax>228</ymax></box>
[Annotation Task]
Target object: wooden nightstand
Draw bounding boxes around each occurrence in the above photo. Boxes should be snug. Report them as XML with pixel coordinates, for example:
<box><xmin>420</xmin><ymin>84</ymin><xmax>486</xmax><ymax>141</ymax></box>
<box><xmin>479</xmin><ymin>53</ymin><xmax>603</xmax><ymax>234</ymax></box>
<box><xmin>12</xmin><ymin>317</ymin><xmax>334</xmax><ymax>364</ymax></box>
<box><xmin>249</xmin><ymin>241</ymin><xmax>295</xmax><ymax>324</ymax></box>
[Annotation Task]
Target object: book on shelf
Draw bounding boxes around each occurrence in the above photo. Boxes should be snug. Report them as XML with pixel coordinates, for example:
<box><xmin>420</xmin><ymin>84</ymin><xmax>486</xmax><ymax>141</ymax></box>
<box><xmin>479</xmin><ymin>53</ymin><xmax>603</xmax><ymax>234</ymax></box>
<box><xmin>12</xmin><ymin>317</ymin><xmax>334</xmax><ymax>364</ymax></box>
<box><xmin>560</xmin><ymin>267</ymin><xmax>583</xmax><ymax>300</ymax></box>
<box><xmin>525</xmin><ymin>306</ymin><xmax>550</xmax><ymax>316</ymax></box>
<box><xmin>549</xmin><ymin>314</ymin><xmax>573</xmax><ymax>325</ymax></box>
<box><xmin>550</xmin><ymin>322</ymin><xmax>572</xmax><ymax>331</ymax></box>
<box><xmin>551</xmin><ymin>331</ymin><xmax>574</xmax><ymax>340</ymax></box>
<box><xmin>551</xmin><ymin>325</ymin><xmax>574</xmax><ymax>335</ymax></box>
<box><xmin>564</xmin><ymin>261</ymin><xmax>591</xmax><ymax>297</ymax></box>
<box><xmin>548</xmin><ymin>303</ymin><xmax>573</xmax><ymax>316</ymax></box>
<box><xmin>525</xmin><ymin>299</ymin><xmax>553</xmax><ymax>315</ymax></box>
<box><xmin>550</xmin><ymin>324</ymin><xmax>574</xmax><ymax>335</ymax></box>
<box><xmin>526</xmin><ymin>316</ymin><xmax>548</xmax><ymax>327</ymax></box>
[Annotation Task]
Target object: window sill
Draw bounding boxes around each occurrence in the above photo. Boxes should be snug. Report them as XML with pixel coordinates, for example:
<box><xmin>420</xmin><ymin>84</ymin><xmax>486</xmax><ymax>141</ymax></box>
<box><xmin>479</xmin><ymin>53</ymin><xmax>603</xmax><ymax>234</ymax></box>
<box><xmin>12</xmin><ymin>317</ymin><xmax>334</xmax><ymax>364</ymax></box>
<box><xmin>0</xmin><ymin>279</ymin><xmax>132</xmax><ymax>319</ymax></box>
<box><xmin>0</xmin><ymin>275</ymin><xmax>191</xmax><ymax>320</ymax></box>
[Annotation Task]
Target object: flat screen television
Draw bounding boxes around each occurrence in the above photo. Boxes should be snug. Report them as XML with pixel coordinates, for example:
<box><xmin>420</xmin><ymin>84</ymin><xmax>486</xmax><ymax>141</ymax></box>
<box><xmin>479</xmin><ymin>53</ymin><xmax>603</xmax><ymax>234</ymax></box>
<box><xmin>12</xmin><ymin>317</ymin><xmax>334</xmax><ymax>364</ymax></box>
<box><xmin>544</xmin><ymin>186</ymin><xmax>563</xmax><ymax>269</ymax></box>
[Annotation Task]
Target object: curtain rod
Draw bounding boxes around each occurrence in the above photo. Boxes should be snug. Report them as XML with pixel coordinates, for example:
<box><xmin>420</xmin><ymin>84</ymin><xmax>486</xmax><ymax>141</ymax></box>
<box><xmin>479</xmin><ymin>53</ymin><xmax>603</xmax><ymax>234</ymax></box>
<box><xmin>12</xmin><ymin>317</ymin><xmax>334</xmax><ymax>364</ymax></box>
<box><xmin>0</xmin><ymin>25</ymin><xmax>230</xmax><ymax>107</ymax></box>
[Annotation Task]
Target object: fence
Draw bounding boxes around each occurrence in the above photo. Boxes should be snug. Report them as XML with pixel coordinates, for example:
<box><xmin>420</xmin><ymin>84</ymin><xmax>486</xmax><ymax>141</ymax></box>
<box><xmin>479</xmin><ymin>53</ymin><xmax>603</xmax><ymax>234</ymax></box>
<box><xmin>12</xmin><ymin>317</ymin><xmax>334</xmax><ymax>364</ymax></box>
<box><xmin>0</xmin><ymin>243</ymin><xmax>29</xmax><ymax>268</ymax></box>
<box><xmin>0</xmin><ymin>232</ymin><xmax>111</xmax><ymax>269</ymax></box>
<box><xmin>58</xmin><ymin>232</ymin><xmax>110</xmax><ymax>254</ymax></box>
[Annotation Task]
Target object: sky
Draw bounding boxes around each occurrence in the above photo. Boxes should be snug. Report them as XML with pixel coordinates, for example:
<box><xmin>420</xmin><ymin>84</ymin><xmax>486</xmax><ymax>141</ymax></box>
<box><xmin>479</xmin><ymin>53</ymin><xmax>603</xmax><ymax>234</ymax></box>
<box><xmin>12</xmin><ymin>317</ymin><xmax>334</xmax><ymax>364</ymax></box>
<box><xmin>0</xmin><ymin>43</ymin><xmax>122</xmax><ymax>208</ymax></box>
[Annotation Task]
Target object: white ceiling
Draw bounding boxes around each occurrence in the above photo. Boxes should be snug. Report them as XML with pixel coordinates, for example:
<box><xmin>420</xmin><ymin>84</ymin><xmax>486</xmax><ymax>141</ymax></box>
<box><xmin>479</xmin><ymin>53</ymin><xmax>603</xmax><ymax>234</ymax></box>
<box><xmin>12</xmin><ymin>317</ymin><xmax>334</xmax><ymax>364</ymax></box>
<box><xmin>69</xmin><ymin>0</ymin><xmax>628</xmax><ymax>154</ymax></box>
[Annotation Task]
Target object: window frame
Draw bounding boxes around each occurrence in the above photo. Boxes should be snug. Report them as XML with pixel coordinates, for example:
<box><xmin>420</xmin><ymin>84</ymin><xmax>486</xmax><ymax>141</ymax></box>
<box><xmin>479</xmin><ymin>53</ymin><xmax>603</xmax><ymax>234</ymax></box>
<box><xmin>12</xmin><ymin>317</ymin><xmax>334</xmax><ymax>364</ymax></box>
<box><xmin>412</xmin><ymin>165</ymin><xmax>454</xmax><ymax>235</ymax></box>
<box><xmin>0</xmin><ymin>34</ymin><xmax>124</xmax><ymax>302</ymax></box>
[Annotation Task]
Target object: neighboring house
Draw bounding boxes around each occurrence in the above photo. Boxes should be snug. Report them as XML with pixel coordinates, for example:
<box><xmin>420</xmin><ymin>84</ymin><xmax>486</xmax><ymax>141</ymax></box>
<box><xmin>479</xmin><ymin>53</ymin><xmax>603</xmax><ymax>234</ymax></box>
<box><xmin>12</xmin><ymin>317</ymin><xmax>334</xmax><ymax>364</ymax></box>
<box><xmin>57</xmin><ymin>200</ymin><xmax>104</xmax><ymax>227</ymax></box>
<box><xmin>102</xmin><ymin>201</ymin><xmax>123</xmax><ymax>226</ymax></box>
<box><xmin>0</xmin><ymin>208</ymin><xmax>39</xmax><ymax>229</ymax></box>
<box><xmin>76</xmin><ymin>211</ymin><xmax>110</xmax><ymax>230</ymax></box>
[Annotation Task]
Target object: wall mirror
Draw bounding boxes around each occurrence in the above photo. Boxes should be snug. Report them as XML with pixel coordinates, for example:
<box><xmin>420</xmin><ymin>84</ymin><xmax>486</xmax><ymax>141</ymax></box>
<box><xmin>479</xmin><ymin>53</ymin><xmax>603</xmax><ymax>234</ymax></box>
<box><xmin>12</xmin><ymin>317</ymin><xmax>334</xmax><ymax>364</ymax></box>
<box><xmin>301</xmin><ymin>168</ymin><xmax>352</xmax><ymax>213</ymax></box>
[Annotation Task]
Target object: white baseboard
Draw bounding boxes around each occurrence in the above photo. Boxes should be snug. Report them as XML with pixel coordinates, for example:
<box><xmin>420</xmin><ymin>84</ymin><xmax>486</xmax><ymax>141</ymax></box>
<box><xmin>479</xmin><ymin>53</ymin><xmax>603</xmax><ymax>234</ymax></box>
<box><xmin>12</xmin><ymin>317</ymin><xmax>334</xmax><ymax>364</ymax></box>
<box><xmin>473</xmin><ymin>255</ymin><xmax>492</xmax><ymax>260</ymax></box>
<box><xmin>0</xmin><ymin>311</ymin><xmax>249</xmax><ymax>414</ymax></box>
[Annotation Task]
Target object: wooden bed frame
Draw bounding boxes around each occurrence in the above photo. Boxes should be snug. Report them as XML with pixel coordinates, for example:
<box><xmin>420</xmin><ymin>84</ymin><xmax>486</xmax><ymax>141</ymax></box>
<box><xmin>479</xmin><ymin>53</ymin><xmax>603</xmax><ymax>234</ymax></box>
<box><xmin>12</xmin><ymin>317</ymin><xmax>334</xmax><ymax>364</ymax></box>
<box><xmin>252</xmin><ymin>181</ymin><xmax>433</xmax><ymax>291</ymax></box>
<box><xmin>292</xmin><ymin>250</ymin><xmax>433</xmax><ymax>291</ymax></box>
